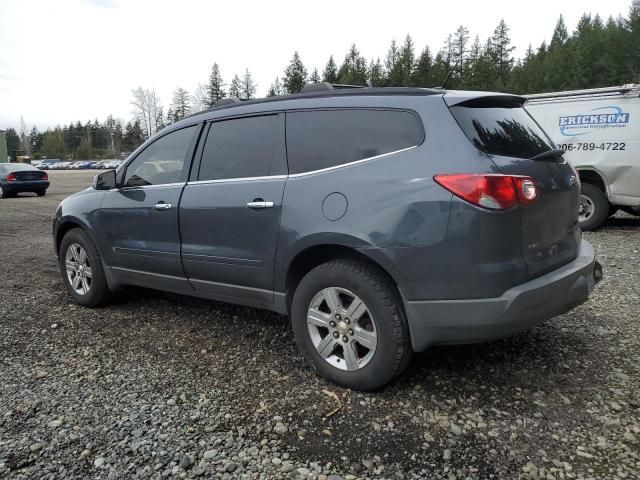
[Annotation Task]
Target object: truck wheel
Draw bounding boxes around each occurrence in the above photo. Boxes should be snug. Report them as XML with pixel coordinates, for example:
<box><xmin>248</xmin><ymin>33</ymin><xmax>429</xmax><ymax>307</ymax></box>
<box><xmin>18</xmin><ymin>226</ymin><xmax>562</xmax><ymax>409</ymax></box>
<box><xmin>579</xmin><ymin>183</ymin><xmax>609</xmax><ymax>231</ymax></box>
<box><xmin>291</xmin><ymin>259</ymin><xmax>412</xmax><ymax>391</ymax></box>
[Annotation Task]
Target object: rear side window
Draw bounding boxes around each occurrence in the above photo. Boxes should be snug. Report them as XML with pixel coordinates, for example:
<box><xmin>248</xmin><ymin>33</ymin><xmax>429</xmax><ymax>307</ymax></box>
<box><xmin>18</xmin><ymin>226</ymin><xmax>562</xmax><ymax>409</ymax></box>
<box><xmin>286</xmin><ymin>109</ymin><xmax>423</xmax><ymax>174</ymax></box>
<box><xmin>450</xmin><ymin>105</ymin><xmax>553</xmax><ymax>158</ymax></box>
<box><xmin>198</xmin><ymin>115</ymin><xmax>279</xmax><ymax>181</ymax></box>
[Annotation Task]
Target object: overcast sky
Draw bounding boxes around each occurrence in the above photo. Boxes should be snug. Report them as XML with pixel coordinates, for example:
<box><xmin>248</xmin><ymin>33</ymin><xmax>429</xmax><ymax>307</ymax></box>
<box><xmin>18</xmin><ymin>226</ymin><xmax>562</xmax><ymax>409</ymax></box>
<box><xmin>0</xmin><ymin>0</ymin><xmax>633</xmax><ymax>131</ymax></box>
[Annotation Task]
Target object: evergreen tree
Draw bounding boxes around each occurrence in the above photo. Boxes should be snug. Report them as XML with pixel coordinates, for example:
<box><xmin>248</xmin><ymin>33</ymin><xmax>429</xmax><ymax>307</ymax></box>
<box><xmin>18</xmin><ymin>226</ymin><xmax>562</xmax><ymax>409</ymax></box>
<box><xmin>337</xmin><ymin>44</ymin><xmax>368</xmax><ymax>85</ymax></box>
<box><xmin>490</xmin><ymin>19</ymin><xmax>515</xmax><ymax>88</ymax></box>
<box><xmin>267</xmin><ymin>77</ymin><xmax>284</xmax><ymax>97</ymax></box>
<box><xmin>412</xmin><ymin>47</ymin><xmax>433</xmax><ymax>86</ymax></box>
<box><xmin>42</xmin><ymin>129</ymin><xmax>66</xmax><ymax>159</ymax></box>
<box><xmin>206</xmin><ymin>63</ymin><xmax>226</xmax><ymax>107</ymax></box>
<box><xmin>123</xmin><ymin>120</ymin><xmax>144</xmax><ymax>151</ymax></box>
<box><xmin>29</xmin><ymin>126</ymin><xmax>43</xmax><ymax>153</ymax></box>
<box><xmin>384</xmin><ymin>39</ymin><xmax>400</xmax><ymax>85</ymax></box>
<box><xmin>241</xmin><ymin>69</ymin><xmax>257</xmax><ymax>99</ymax></box>
<box><xmin>171</xmin><ymin>87</ymin><xmax>191</xmax><ymax>120</ymax></box>
<box><xmin>369</xmin><ymin>57</ymin><xmax>385</xmax><ymax>86</ymax></box>
<box><xmin>627</xmin><ymin>0</ymin><xmax>640</xmax><ymax>81</ymax></box>
<box><xmin>322</xmin><ymin>55</ymin><xmax>338</xmax><ymax>83</ymax></box>
<box><xmin>550</xmin><ymin>15</ymin><xmax>569</xmax><ymax>50</ymax></box>
<box><xmin>76</xmin><ymin>126</ymin><xmax>92</xmax><ymax>160</ymax></box>
<box><xmin>451</xmin><ymin>25</ymin><xmax>470</xmax><ymax>82</ymax></box>
<box><xmin>4</xmin><ymin>128</ymin><xmax>20</xmax><ymax>159</ymax></box>
<box><xmin>283</xmin><ymin>51</ymin><xmax>307</xmax><ymax>93</ymax></box>
<box><xmin>229</xmin><ymin>74</ymin><xmax>243</xmax><ymax>98</ymax></box>
<box><xmin>309</xmin><ymin>68</ymin><xmax>321</xmax><ymax>84</ymax></box>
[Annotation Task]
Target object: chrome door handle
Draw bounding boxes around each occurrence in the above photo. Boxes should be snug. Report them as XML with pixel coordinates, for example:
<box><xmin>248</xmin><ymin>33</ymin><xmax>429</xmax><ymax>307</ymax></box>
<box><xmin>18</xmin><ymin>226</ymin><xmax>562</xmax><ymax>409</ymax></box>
<box><xmin>154</xmin><ymin>202</ymin><xmax>172</xmax><ymax>210</ymax></box>
<box><xmin>246</xmin><ymin>201</ymin><xmax>274</xmax><ymax>209</ymax></box>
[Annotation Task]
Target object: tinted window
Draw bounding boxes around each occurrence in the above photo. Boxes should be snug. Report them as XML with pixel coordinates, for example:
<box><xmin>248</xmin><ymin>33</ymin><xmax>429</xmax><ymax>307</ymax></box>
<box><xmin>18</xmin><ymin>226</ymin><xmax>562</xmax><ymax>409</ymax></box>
<box><xmin>123</xmin><ymin>125</ymin><xmax>197</xmax><ymax>187</ymax></box>
<box><xmin>198</xmin><ymin>115</ymin><xmax>279</xmax><ymax>181</ymax></box>
<box><xmin>286</xmin><ymin>109</ymin><xmax>423</xmax><ymax>174</ymax></box>
<box><xmin>450</xmin><ymin>106</ymin><xmax>553</xmax><ymax>158</ymax></box>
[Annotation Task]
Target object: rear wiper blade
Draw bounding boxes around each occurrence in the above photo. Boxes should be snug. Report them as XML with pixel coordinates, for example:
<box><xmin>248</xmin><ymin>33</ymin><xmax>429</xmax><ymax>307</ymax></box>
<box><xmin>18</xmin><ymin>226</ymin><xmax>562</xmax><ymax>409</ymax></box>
<box><xmin>530</xmin><ymin>149</ymin><xmax>565</xmax><ymax>162</ymax></box>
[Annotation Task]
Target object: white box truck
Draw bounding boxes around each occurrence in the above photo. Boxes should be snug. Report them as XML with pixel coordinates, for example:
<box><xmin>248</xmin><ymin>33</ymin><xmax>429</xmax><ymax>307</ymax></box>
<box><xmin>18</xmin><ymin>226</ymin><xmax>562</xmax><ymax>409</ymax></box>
<box><xmin>526</xmin><ymin>84</ymin><xmax>640</xmax><ymax>230</ymax></box>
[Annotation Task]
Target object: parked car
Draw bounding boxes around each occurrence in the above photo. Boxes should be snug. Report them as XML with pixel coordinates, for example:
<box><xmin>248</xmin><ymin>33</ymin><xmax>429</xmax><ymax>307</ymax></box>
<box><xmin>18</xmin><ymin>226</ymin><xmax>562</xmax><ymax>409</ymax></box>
<box><xmin>53</xmin><ymin>85</ymin><xmax>602</xmax><ymax>390</ymax></box>
<box><xmin>526</xmin><ymin>84</ymin><xmax>640</xmax><ymax>230</ymax></box>
<box><xmin>0</xmin><ymin>162</ymin><xmax>49</xmax><ymax>197</ymax></box>
<box><xmin>76</xmin><ymin>161</ymin><xmax>93</xmax><ymax>169</ymax></box>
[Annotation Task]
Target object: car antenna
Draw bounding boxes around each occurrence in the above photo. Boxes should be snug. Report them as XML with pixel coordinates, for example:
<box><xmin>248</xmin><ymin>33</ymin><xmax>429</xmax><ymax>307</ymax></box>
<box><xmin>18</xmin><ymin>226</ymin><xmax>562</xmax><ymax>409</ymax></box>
<box><xmin>437</xmin><ymin>58</ymin><xmax>461</xmax><ymax>90</ymax></box>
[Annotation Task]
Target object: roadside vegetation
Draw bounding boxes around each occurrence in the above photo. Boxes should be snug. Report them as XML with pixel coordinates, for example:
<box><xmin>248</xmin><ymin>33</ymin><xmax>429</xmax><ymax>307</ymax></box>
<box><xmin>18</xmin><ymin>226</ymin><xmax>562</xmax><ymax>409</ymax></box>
<box><xmin>4</xmin><ymin>1</ymin><xmax>639</xmax><ymax>161</ymax></box>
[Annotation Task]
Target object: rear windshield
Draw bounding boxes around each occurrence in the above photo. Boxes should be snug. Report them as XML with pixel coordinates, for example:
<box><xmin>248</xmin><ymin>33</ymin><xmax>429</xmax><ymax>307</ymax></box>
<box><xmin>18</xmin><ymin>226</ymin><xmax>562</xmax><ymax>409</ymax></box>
<box><xmin>0</xmin><ymin>163</ymin><xmax>37</xmax><ymax>172</ymax></box>
<box><xmin>450</xmin><ymin>105</ymin><xmax>553</xmax><ymax>159</ymax></box>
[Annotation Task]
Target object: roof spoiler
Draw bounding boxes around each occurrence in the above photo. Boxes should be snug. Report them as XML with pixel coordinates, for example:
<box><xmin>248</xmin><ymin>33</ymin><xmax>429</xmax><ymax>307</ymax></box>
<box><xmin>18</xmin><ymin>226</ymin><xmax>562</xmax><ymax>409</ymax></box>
<box><xmin>444</xmin><ymin>93</ymin><xmax>527</xmax><ymax>108</ymax></box>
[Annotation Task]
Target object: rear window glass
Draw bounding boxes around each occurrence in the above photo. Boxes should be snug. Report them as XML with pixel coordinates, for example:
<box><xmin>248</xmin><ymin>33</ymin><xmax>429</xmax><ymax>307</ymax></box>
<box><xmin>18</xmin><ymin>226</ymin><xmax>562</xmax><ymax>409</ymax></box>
<box><xmin>450</xmin><ymin>105</ymin><xmax>553</xmax><ymax>158</ymax></box>
<box><xmin>286</xmin><ymin>109</ymin><xmax>423</xmax><ymax>174</ymax></box>
<box><xmin>0</xmin><ymin>163</ymin><xmax>37</xmax><ymax>172</ymax></box>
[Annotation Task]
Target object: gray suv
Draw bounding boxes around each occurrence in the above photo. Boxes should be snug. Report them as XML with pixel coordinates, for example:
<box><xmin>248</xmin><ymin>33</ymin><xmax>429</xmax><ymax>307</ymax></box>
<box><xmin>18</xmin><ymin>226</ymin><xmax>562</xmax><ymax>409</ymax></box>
<box><xmin>53</xmin><ymin>84</ymin><xmax>602</xmax><ymax>390</ymax></box>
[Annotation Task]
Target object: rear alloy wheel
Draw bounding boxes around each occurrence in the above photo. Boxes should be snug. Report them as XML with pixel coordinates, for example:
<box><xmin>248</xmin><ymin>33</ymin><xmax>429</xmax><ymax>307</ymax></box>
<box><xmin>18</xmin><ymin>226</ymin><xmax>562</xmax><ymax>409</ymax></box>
<box><xmin>578</xmin><ymin>183</ymin><xmax>609</xmax><ymax>231</ymax></box>
<box><xmin>59</xmin><ymin>229</ymin><xmax>110</xmax><ymax>307</ymax></box>
<box><xmin>306</xmin><ymin>287</ymin><xmax>378</xmax><ymax>371</ymax></box>
<box><xmin>291</xmin><ymin>259</ymin><xmax>412</xmax><ymax>391</ymax></box>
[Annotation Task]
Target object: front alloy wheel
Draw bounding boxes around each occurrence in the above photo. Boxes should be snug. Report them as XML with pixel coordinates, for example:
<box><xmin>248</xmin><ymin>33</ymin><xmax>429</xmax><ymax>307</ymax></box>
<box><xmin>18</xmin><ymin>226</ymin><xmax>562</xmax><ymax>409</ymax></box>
<box><xmin>307</xmin><ymin>287</ymin><xmax>377</xmax><ymax>371</ymax></box>
<box><xmin>65</xmin><ymin>243</ymin><xmax>92</xmax><ymax>295</ymax></box>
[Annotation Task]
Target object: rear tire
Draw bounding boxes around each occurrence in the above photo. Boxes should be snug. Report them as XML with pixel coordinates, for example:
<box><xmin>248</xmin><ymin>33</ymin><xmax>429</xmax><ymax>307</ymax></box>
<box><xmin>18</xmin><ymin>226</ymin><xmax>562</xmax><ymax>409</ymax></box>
<box><xmin>579</xmin><ymin>183</ymin><xmax>609</xmax><ymax>231</ymax></box>
<box><xmin>291</xmin><ymin>259</ymin><xmax>412</xmax><ymax>391</ymax></box>
<box><xmin>59</xmin><ymin>228</ymin><xmax>110</xmax><ymax>307</ymax></box>
<box><xmin>36</xmin><ymin>189</ymin><xmax>46</xmax><ymax>197</ymax></box>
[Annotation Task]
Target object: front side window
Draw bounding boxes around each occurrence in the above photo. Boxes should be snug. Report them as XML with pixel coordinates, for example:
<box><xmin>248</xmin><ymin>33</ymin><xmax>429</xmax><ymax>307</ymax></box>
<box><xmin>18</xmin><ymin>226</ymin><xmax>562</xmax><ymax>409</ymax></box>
<box><xmin>123</xmin><ymin>125</ymin><xmax>197</xmax><ymax>187</ymax></box>
<box><xmin>198</xmin><ymin>115</ymin><xmax>280</xmax><ymax>181</ymax></box>
<box><xmin>286</xmin><ymin>109</ymin><xmax>424</xmax><ymax>174</ymax></box>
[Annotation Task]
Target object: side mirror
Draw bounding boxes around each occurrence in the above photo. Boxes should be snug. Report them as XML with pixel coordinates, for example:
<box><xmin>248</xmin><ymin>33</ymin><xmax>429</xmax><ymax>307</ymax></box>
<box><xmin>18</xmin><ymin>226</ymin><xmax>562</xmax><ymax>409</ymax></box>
<box><xmin>93</xmin><ymin>169</ymin><xmax>117</xmax><ymax>190</ymax></box>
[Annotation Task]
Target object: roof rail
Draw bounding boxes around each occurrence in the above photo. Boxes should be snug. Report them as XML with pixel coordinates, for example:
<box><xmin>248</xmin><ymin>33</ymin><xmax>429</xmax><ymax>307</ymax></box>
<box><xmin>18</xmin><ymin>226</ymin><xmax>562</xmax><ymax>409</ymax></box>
<box><xmin>214</xmin><ymin>97</ymin><xmax>243</xmax><ymax>107</ymax></box>
<box><xmin>525</xmin><ymin>84</ymin><xmax>639</xmax><ymax>101</ymax></box>
<box><xmin>300</xmin><ymin>82</ymin><xmax>365</xmax><ymax>93</ymax></box>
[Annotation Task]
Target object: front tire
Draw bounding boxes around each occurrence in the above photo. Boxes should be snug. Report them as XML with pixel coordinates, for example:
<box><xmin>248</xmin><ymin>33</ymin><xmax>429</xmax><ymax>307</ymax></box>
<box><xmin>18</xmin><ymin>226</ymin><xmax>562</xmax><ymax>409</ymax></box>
<box><xmin>291</xmin><ymin>259</ymin><xmax>412</xmax><ymax>391</ymax></box>
<box><xmin>579</xmin><ymin>183</ymin><xmax>609</xmax><ymax>231</ymax></box>
<box><xmin>59</xmin><ymin>228</ymin><xmax>110</xmax><ymax>307</ymax></box>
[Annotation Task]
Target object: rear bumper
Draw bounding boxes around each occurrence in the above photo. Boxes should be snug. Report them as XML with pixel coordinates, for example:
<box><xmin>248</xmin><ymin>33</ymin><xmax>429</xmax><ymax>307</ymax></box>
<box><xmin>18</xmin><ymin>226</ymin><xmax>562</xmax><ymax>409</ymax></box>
<box><xmin>406</xmin><ymin>240</ymin><xmax>599</xmax><ymax>351</ymax></box>
<box><xmin>2</xmin><ymin>180</ymin><xmax>49</xmax><ymax>192</ymax></box>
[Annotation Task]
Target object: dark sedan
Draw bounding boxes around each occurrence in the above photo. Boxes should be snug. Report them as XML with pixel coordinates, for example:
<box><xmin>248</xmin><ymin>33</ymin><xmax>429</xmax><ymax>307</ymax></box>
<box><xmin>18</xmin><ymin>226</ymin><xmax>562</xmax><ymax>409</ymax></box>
<box><xmin>0</xmin><ymin>163</ymin><xmax>50</xmax><ymax>198</ymax></box>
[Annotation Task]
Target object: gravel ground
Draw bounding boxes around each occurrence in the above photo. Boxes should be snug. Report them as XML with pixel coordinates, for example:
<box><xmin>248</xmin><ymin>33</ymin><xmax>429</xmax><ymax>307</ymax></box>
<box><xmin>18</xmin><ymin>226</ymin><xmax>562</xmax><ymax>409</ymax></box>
<box><xmin>0</xmin><ymin>170</ymin><xmax>638</xmax><ymax>480</ymax></box>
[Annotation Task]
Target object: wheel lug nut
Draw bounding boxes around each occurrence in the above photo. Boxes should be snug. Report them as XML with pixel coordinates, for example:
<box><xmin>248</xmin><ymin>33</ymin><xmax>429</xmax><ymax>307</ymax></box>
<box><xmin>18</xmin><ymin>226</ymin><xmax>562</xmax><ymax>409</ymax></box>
<box><xmin>335</xmin><ymin>314</ymin><xmax>341</xmax><ymax>320</ymax></box>
<box><xmin>349</xmin><ymin>329</ymin><xmax>354</xmax><ymax>336</ymax></box>
<box><xmin>342</xmin><ymin>336</ymin><xmax>348</xmax><ymax>343</ymax></box>
<box><xmin>329</xmin><ymin>321</ymin><xmax>336</xmax><ymax>327</ymax></box>
<box><xmin>345</xmin><ymin>318</ymin><xmax>350</xmax><ymax>324</ymax></box>
<box><xmin>333</xmin><ymin>332</ymin><xmax>339</xmax><ymax>339</ymax></box>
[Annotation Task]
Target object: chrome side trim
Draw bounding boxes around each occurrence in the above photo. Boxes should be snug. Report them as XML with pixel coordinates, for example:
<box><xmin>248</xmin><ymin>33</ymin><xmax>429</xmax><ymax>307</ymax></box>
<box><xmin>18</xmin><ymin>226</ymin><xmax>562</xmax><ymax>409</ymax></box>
<box><xmin>187</xmin><ymin>175</ymin><xmax>287</xmax><ymax>186</ymax></box>
<box><xmin>111</xmin><ymin>182</ymin><xmax>186</xmax><ymax>192</ymax></box>
<box><xmin>288</xmin><ymin>145</ymin><xmax>419</xmax><ymax>178</ymax></box>
<box><xmin>185</xmin><ymin>145</ymin><xmax>419</xmax><ymax>185</ymax></box>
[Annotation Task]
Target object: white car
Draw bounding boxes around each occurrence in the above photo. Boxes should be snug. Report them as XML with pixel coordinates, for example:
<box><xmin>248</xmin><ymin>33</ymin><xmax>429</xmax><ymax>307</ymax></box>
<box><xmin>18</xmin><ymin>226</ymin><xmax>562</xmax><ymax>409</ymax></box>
<box><xmin>526</xmin><ymin>84</ymin><xmax>640</xmax><ymax>230</ymax></box>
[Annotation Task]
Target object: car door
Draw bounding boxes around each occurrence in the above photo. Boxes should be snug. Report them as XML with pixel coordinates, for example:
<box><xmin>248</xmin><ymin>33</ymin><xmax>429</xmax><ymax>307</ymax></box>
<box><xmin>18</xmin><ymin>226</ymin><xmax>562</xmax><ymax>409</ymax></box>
<box><xmin>179</xmin><ymin>113</ymin><xmax>287</xmax><ymax>309</ymax></box>
<box><xmin>96</xmin><ymin>124</ymin><xmax>201</xmax><ymax>292</ymax></box>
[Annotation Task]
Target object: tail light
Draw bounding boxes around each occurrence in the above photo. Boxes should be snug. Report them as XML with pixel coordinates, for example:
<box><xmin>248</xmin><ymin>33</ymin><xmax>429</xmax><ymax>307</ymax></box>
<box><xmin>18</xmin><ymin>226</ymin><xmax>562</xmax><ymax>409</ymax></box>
<box><xmin>42</xmin><ymin>172</ymin><xmax>49</xmax><ymax>181</ymax></box>
<box><xmin>434</xmin><ymin>174</ymin><xmax>539</xmax><ymax>210</ymax></box>
<box><xmin>6</xmin><ymin>173</ymin><xmax>16</xmax><ymax>182</ymax></box>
